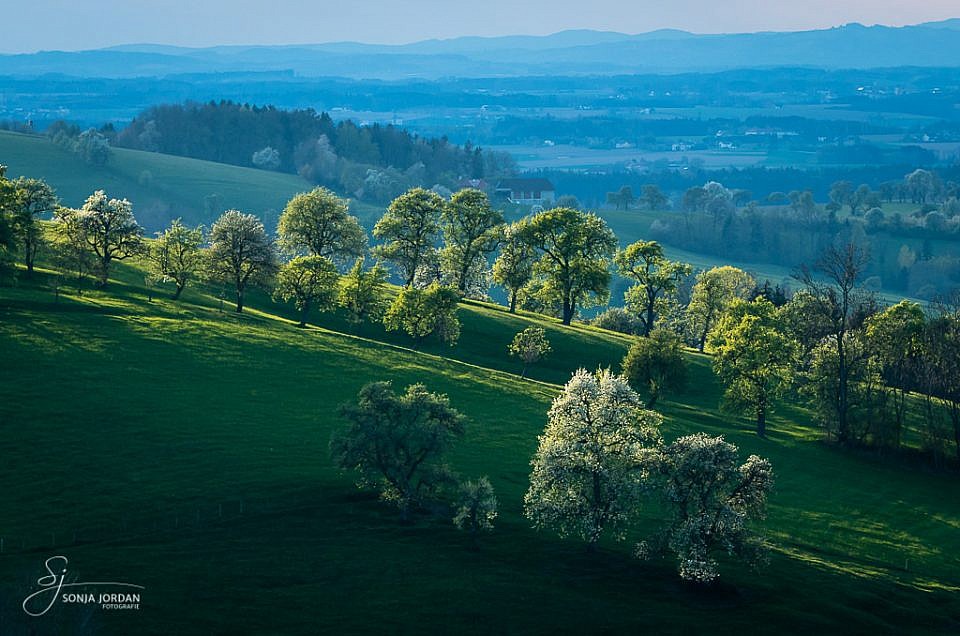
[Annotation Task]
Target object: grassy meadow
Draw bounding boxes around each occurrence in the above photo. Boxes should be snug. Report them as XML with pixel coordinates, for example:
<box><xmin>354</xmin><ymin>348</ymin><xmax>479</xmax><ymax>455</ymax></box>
<box><xmin>0</xmin><ymin>254</ymin><xmax>958</xmax><ymax>634</ymax></box>
<box><xmin>0</xmin><ymin>131</ymin><xmax>385</xmax><ymax>232</ymax></box>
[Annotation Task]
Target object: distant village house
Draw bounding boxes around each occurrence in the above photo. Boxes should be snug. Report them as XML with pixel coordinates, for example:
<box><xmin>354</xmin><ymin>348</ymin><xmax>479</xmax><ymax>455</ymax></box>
<box><xmin>495</xmin><ymin>178</ymin><xmax>556</xmax><ymax>206</ymax></box>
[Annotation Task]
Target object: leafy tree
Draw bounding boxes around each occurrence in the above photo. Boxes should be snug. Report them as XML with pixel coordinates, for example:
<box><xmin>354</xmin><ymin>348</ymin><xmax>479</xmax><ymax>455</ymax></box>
<box><xmin>518</xmin><ymin>207</ymin><xmax>617</xmax><ymax>325</ymax></box>
<box><xmin>640</xmin><ymin>184</ymin><xmax>668</xmax><ymax>210</ymax></box>
<box><xmin>439</xmin><ymin>188</ymin><xmax>504</xmax><ymax>295</ymax></box>
<box><xmin>373</xmin><ymin>187</ymin><xmax>444</xmax><ymax>287</ymax></box>
<box><xmin>338</xmin><ymin>257</ymin><xmax>388</xmax><ymax>326</ymax></box>
<box><xmin>864</xmin><ymin>301</ymin><xmax>925</xmax><ymax>448</ymax></box>
<box><xmin>277</xmin><ymin>187</ymin><xmax>366</xmax><ymax>265</ymax></box>
<box><xmin>149</xmin><ymin>219</ymin><xmax>204</xmax><ymax>299</ymax></box>
<box><xmin>11</xmin><ymin>177</ymin><xmax>57</xmax><ymax>277</ymax></box>
<box><xmin>332</xmin><ymin>381</ymin><xmax>466</xmax><ymax>520</ymax></box>
<box><xmin>621</xmin><ymin>328</ymin><xmax>687</xmax><ymax>408</ymax></box>
<box><xmin>779</xmin><ymin>290</ymin><xmax>834</xmax><ymax>358</ymax></box>
<box><xmin>804</xmin><ymin>331</ymin><xmax>873</xmax><ymax>445</ymax></box>
<box><xmin>273</xmin><ymin>255</ymin><xmax>340</xmax><ymax>327</ymax></box>
<box><xmin>524</xmin><ymin>369</ymin><xmax>662</xmax><ymax>550</ymax></box>
<box><xmin>656</xmin><ymin>434</ymin><xmax>774</xmax><ymax>583</ymax></box>
<box><xmin>606</xmin><ymin>185</ymin><xmax>636</xmax><ymax>210</ymax></box>
<box><xmin>508</xmin><ymin>326</ymin><xmax>552</xmax><ymax>378</ymax></box>
<box><xmin>617</xmin><ymin>241</ymin><xmax>691</xmax><ymax>336</ymax></box>
<box><xmin>796</xmin><ymin>242</ymin><xmax>872</xmax><ymax>445</ymax></box>
<box><xmin>829</xmin><ymin>180</ymin><xmax>854</xmax><ymax>212</ymax></box>
<box><xmin>73</xmin><ymin>190</ymin><xmax>144</xmax><ymax>286</ymax></box>
<box><xmin>206</xmin><ymin>210</ymin><xmax>279</xmax><ymax>312</ymax></box>
<box><xmin>492</xmin><ymin>222</ymin><xmax>536</xmax><ymax>313</ymax></box>
<box><xmin>685</xmin><ymin>266</ymin><xmax>755</xmax><ymax>352</ymax></box>
<box><xmin>453</xmin><ymin>477</ymin><xmax>498</xmax><ymax>538</ymax></box>
<box><xmin>50</xmin><ymin>206</ymin><xmax>94</xmax><ymax>287</ymax></box>
<box><xmin>383</xmin><ymin>282</ymin><xmax>460</xmax><ymax>347</ymax></box>
<box><xmin>905</xmin><ymin>168</ymin><xmax>940</xmax><ymax>205</ymax></box>
<box><xmin>682</xmin><ymin>186</ymin><xmax>708</xmax><ymax>212</ymax></box>
<box><xmin>0</xmin><ymin>166</ymin><xmax>17</xmax><ymax>281</ymax></box>
<box><xmin>923</xmin><ymin>309</ymin><xmax>960</xmax><ymax>462</ymax></box>
<box><xmin>709</xmin><ymin>298</ymin><xmax>797</xmax><ymax>437</ymax></box>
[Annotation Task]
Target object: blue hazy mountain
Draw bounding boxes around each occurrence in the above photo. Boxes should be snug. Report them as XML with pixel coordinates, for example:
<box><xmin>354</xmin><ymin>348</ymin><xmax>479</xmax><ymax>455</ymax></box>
<box><xmin>2</xmin><ymin>21</ymin><xmax>959</xmax><ymax>79</ymax></box>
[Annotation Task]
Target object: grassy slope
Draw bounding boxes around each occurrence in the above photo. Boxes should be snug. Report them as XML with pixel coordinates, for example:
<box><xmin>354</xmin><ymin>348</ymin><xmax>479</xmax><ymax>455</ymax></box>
<box><xmin>0</xmin><ymin>131</ymin><xmax>385</xmax><ymax>232</ymax></box>
<box><xmin>0</xmin><ymin>258</ymin><xmax>958</xmax><ymax>634</ymax></box>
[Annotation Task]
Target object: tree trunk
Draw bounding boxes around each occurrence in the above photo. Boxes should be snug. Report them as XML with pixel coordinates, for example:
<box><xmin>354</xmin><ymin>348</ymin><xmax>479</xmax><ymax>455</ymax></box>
<box><xmin>644</xmin><ymin>301</ymin><xmax>655</xmax><ymax>337</ymax></box>
<box><xmin>173</xmin><ymin>283</ymin><xmax>185</xmax><ymax>300</ymax></box>
<box><xmin>757</xmin><ymin>405</ymin><xmax>767</xmax><ymax>438</ymax></box>
<box><xmin>951</xmin><ymin>401</ymin><xmax>960</xmax><ymax>464</ymax></box>
<box><xmin>647</xmin><ymin>383</ymin><xmax>660</xmax><ymax>409</ymax></box>
<box><xmin>509</xmin><ymin>291</ymin><xmax>518</xmax><ymax>313</ymax></box>
<box><xmin>833</xmin><ymin>331</ymin><xmax>849</xmax><ymax>444</ymax></box>
<box><xmin>561</xmin><ymin>297</ymin><xmax>574</xmax><ymax>326</ymax></box>
<box><xmin>521</xmin><ymin>364</ymin><xmax>528</xmax><ymax>379</ymax></box>
<box><xmin>24</xmin><ymin>238</ymin><xmax>34</xmax><ymax>278</ymax></box>
<box><xmin>235</xmin><ymin>287</ymin><xmax>245</xmax><ymax>313</ymax></box>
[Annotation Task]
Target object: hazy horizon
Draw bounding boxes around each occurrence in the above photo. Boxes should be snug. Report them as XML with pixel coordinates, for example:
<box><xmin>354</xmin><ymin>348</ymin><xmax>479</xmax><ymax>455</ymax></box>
<box><xmin>0</xmin><ymin>0</ymin><xmax>957</xmax><ymax>54</ymax></box>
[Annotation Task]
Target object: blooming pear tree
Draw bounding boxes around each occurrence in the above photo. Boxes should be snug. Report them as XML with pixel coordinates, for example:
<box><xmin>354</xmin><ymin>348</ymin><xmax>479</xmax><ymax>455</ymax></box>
<box><xmin>524</xmin><ymin>368</ymin><xmax>662</xmax><ymax>550</ymax></box>
<box><xmin>656</xmin><ymin>433</ymin><xmax>774</xmax><ymax>583</ymax></box>
<box><xmin>73</xmin><ymin>190</ymin><xmax>144</xmax><ymax>286</ymax></box>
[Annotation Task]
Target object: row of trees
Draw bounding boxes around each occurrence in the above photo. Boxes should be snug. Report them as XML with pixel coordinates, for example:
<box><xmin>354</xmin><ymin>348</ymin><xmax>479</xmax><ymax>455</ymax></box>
<box><xmin>332</xmin><ymin>370</ymin><xmax>774</xmax><ymax>583</ymax></box>
<box><xmin>11</xmin><ymin>174</ymin><xmax>957</xmax><ymax>461</ymax></box>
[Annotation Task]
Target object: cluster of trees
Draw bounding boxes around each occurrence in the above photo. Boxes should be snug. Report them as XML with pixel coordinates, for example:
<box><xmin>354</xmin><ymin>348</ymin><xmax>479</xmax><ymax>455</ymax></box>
<box><xmin>608</xmin><ymin>241</ymin><xmax>960</xmax><ymax>463</ymax></box>
<box><xmin>111</xmin><ymin>101</ymin><xmax>516</xmax><ymax>202</ymax></box>
<box><xmin>649</xmin><ymin>174</ymin><xmax>960</xmax><ymax>298</ymax></box>
<box><xmin>332</xmin><ymin>370</ymin><xmax>774</xmax><ymax>583</ymax></box>
<box><xmin>46</xmin><ymin>121</ymin><xmax>113</xmax><ymax>166</ymax></box>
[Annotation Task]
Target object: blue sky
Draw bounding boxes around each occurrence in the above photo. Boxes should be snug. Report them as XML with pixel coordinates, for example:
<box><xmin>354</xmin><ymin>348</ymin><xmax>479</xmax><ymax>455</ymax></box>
<box><xmin>2</xmin><ymin>0</ymin><xmax>957</xmax><ymax>53</ymax></box>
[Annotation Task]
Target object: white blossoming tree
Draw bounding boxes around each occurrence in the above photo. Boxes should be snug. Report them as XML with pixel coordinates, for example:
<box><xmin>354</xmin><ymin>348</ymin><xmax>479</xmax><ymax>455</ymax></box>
<box><xmin>524</xmin><ymin>368</ymin><xmax>662</xmax><ymax>551</ymax></box>
<box><xmin>656</xmin><ymin>433</ymin><xmax>774</xmax><ymax>583</ymax></box>
<box><xmin>73</xmin><ymin>190</ymin><xmax>143</xmax><ymax>286</ymax></box>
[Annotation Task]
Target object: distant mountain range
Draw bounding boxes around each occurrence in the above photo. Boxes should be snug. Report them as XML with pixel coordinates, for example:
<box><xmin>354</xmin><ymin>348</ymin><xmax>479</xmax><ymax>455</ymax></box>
<box><xmin>3</xmin><ymin>20</ymin><xmax>960</xmax><ymax>79</ymax></box>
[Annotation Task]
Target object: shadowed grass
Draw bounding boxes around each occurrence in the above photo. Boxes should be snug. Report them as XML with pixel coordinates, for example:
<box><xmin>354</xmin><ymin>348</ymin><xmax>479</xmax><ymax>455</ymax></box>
<box><xmin>0</xmin><ymin>260</ymin><xmax>958</xmax><ymax>634</ymax></box>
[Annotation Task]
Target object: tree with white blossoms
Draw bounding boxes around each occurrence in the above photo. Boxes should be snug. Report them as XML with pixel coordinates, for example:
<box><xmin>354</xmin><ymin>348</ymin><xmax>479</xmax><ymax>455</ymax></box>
<box><xmin>206</xmin><ymin>210</ymin><xmax>279</xmax><ymax>313</ymax></box>
<box><xmin>654</xmin><ymin>433</ymin><xmax>774</xmax><ymax>583</ymax></box>
<box><xmin>508</xmin><ymin>326</ymin><xmax>552</xmax><ymax>378</ymax></box>
<box><xmin>453</xmin><ymin>477</ymin><xmax>498</xmax><ymax>540</ymax></box>
<box><xmin>71</xmin><ymin>190</ymin><xmax>144</xmax><ymax>286</ymax></box>
<box><xmin>524</xmin><ymin>369</ymin><xmax>662</xmax><ymax>551</ymax></box>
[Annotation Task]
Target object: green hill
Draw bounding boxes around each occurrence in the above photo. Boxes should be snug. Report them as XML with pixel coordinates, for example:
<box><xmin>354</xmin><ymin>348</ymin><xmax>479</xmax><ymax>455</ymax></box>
<box><xmin>0</xmin><ymin>257</ymin><xmax>958</xmax><ymax>633</ymax></box>
<box><xmin>0</xmin><ymin>130</ymin><xmax>383</xmax><ymax>232</ymax></box>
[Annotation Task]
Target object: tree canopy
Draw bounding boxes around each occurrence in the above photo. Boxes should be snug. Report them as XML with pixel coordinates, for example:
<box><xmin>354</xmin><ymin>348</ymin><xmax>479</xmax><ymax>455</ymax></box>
<box><xmin>518</xmin><ymin>207</ymin><xmax>617</xmax><ymax>325</ymax></box>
